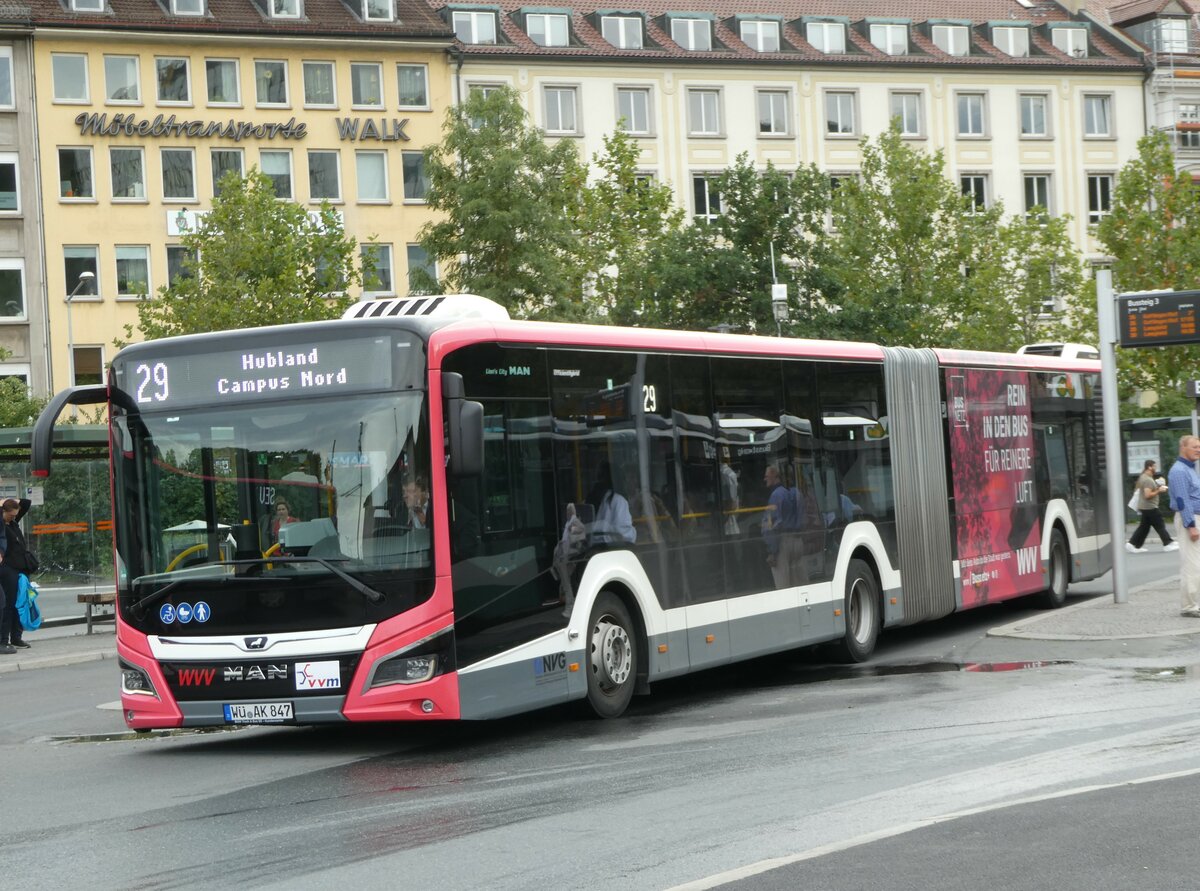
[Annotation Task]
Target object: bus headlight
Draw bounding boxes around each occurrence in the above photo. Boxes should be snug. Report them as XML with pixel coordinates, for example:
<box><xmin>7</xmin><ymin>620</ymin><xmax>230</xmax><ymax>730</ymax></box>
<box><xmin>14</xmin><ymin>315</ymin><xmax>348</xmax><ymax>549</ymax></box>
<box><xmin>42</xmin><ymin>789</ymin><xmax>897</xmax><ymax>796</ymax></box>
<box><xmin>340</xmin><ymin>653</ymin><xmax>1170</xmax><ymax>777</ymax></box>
<box><xmin>119</xmin><ymin>659</ymin><xmax>159</xmax><ymax>698</ymax></box>
<box><xmin>369</xmin><ymin>628</ymin><xmax>455</xmax><ymax>689</ymax></box>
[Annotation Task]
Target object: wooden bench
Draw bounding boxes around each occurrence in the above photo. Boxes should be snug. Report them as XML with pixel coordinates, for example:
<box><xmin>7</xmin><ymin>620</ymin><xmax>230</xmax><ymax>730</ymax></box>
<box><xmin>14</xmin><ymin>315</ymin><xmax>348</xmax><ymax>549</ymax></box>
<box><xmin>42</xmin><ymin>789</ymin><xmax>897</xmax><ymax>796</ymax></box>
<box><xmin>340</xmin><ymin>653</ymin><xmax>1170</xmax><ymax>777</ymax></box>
<box><xmin>77</xmin><ymin>593</ymin><xmax>116</xmax><ymax>633</ymax></box>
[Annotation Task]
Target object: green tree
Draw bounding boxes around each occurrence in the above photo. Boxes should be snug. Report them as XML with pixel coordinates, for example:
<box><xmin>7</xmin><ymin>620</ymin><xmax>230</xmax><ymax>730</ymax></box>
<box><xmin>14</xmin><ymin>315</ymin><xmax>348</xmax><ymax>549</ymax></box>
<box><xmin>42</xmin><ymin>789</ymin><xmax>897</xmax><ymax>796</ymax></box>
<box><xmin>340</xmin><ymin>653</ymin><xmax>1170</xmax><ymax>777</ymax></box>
<box><xmin>821</xmin><ymin>126</ymin><xmax>1001</xmax><ymax>347</ymax></box>
<box><xmin>124</xmin><ymin>168</ymin><xmax>359</xmax><ymax>342</ymax></box>
<box><xmin>1098</xmin><ymin>131</ymin><xmax>1200</xmax><ymax>401</ymax></box>
<box><xmin>417</xmin><ymin>87</ymin><xmax>590</xmax><ymax>318</ymax></box>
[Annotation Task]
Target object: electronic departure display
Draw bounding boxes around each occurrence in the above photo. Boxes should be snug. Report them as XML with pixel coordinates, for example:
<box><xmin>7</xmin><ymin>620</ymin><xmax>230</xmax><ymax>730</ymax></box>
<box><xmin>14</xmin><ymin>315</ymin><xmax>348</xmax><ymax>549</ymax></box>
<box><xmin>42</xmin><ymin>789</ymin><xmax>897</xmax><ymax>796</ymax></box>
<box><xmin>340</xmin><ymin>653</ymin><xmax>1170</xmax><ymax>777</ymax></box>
<box><xmin>111</xmin><ymin>334</ymin><xmax>399</xmax><ymax>410</ymax></box>
<box><xmin>1119</xmin><ymin>290</ymin><xmax>1200</xmax><ymax>348</ymax></box>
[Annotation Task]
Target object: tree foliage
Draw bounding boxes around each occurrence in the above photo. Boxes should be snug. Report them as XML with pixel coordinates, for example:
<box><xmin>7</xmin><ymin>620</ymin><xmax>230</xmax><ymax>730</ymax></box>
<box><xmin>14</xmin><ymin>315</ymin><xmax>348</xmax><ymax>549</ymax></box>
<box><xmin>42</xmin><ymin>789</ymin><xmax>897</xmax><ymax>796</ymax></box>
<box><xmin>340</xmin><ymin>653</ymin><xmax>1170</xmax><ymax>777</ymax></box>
<box><xmin>417</xmin><ymin>87</ymin><xmax>590</xmax><ymax>319</ymax></box>
<box><xmin>124</xmin><ymin>169</ymin><xmax>358</xmax><ymax>343</ymax></box>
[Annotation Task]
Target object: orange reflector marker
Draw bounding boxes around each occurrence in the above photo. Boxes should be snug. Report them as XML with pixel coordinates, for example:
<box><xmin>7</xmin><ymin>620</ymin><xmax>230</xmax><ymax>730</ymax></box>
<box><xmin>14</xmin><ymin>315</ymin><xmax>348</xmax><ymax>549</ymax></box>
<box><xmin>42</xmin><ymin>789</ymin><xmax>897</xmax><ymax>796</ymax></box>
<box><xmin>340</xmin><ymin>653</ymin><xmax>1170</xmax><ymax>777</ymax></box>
<box><xmin>568</xmin><ymin>663</ymin><xmax>579</xmax><ymax>672</ymax></box>
<box><xmin>834</xmin><ymin>608</ymin><xmax>842</xmax><ymax>617</ymax></box>
<box><xmin>890</xmin><ymin>597</ymin><xmax>897</xmax><ymax>605</ymax></box>
<box><xmin>705</xmin><ymin>634</ymin><xmax>715</xmax><ymax>644</ymax></box>
<box><xmin>658</xmin><ymin>644</ymin><xmax>668</xmax><ymax>653</ymax></box>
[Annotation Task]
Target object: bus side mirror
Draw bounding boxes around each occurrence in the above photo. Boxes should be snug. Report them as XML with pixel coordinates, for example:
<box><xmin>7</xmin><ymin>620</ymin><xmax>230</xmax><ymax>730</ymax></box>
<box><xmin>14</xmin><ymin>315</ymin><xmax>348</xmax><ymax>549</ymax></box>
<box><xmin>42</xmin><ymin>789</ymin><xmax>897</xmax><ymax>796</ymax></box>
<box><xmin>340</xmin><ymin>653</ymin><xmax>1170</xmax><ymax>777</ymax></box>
<box><xmin>442</xmin><ymin>372</ymin><xmax>483</xmax><ymax>477</ymax></box>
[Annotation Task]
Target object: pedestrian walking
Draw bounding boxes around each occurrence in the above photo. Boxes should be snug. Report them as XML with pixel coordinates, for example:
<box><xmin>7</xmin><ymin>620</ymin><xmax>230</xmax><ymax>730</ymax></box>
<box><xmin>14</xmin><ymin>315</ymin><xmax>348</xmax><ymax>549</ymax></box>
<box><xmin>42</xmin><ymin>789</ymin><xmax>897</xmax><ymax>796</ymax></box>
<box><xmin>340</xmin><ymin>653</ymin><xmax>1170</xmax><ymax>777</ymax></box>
<box><xmin>1167</xmin><ymin>436</ymin><xmax>1200</xmax><ymax>617</ymax></box>
<box><xmin>1127</xmin><ymin>459</ymin><xmax>1176</xmax><ymax>553</ymax></box>
<box><xmin>0</xmin><ymin>497</ymin><xmax>32</xmax><ymax>649</ymax></box>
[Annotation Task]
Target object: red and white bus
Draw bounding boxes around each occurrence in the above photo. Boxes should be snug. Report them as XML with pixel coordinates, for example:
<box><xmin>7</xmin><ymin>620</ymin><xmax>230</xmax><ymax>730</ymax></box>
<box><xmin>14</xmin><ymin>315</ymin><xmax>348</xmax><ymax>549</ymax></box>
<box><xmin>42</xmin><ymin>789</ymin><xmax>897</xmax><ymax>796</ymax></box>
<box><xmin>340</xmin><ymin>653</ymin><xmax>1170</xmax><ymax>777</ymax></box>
<box><xmin>32</xmin><ymin>296</ymin><xmax>1110</xmax><ymax>728</ymax></box>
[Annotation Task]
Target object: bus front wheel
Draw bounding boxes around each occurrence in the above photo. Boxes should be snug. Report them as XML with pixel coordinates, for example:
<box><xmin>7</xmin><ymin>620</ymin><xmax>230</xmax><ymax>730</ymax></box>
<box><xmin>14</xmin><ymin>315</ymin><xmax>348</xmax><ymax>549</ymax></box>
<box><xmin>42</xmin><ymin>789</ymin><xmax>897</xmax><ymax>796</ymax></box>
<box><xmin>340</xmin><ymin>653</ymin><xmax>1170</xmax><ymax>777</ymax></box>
<box><xmin>834</xmin><ymin>558</ymin><xmax>880</xmax><ymax>663</ymax></box>
<box><xmin>585</xmin><ymin>592</ymin><xmax>637</xmax><ymax>719</ymax></box>
<box><xmin>1038</xmin><ymin>529</ymin><xmax>1069</xmax><ymax>609</ymax></box>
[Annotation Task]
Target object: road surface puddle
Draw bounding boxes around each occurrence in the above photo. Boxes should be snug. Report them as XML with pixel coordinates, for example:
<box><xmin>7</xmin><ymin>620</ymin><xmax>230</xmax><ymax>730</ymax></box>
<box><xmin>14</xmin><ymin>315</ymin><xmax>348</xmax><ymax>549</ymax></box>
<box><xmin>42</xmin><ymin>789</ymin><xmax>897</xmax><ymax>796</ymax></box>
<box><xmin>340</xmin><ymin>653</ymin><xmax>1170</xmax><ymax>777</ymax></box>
<box><xmin>1134</xmin><ymin>665</ymin><xmax>1200</xmax><ymax>682</ymax></box>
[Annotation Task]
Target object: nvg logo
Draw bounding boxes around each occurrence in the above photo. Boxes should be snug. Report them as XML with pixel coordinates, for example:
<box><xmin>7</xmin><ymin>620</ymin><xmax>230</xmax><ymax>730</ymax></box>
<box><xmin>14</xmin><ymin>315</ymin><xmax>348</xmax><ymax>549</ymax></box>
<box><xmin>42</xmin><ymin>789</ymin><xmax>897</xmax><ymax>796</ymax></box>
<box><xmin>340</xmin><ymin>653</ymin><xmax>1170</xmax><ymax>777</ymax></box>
<box><xmin>533</xmin><ymin>652</ymin><xmax>567</xmax><ymax>684</ymax></box>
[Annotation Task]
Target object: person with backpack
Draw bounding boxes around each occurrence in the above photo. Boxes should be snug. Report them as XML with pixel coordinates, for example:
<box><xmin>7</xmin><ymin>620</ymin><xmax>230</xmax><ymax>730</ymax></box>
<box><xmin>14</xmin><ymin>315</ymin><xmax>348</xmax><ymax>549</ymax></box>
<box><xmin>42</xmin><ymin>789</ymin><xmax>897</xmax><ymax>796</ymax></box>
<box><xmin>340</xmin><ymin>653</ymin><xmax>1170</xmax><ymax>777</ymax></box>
<box><xmin>0</xmin><ymin>497</ymin><xmax>33</xmax><ymax>649</ymax></box>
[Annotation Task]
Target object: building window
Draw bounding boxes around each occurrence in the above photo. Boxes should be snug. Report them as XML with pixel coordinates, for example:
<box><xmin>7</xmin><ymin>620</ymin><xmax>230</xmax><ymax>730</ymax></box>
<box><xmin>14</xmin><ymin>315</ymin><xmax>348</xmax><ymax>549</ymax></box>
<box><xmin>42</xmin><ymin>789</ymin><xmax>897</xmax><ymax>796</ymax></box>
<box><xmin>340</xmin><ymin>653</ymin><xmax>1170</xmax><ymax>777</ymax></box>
<box><xmin>308</xmin><ymin>150</ymin><xmax>341</xmax><ymax>201</ymax></box>
<box><xmin>0</xmin><ymin>154</ymin><xmax>17</xmax><ymax>212</ymax></box>
<box><xmin>72</xmin><ymin>347</ymin><xmax>104</xmax><ymax>386</ymax></box>
<box><xmin>1024</xmin><ymin>174</ymin><xmax>1051</xmax><ymax>217</ymax></box>
<box><xmin>350</xmin><ymin>62</ymin><xmax>383</xmax><ymax>109</ymax></box>
<box><xmin>155</xmin><ymin>57</ymin><xmax>190</xmax><ymax>104</ymax></box>
<box><xmin>355</xmin><ymin>151</ymin><xmax>388</xmax><ymax>202</ymax></box>
<box><xmin>303</xmin><ymin>61</ymin><xmax>336</xmax><ymax>107</ymax></box>
<box><xmin>401</xmin><ymin>151</ymin><xmax>428</xmax><ymax>201</ymax></box>
<box><xmin>64</xmin><ymin>247</ymin><xmax>99</xmax><ymax>299</ymax></box>
<box><xmin>806</xmin><ymin>21</ymin><xmax>844</xmax><ymax>53</ymax></box>
<box><xmin>0</xmin><ymin>48</ymin><xmax>13</xmax><ymax>108</ymax></box>
<box><xmin>72</xmin><ymin>0</ymin><xmax>104</xmax><ymax>10</ymax></box>
<box><xmin>1020</xmin><ymin>94</ymin><xmax>1048</xmax><ymax>137</ymax></box>
<box><xmin>961</xmin><ymin>174</ymin><xmax>988</xmax><ymax>211</ymax></box>
<box><xmin>211</xmin><ymin>148</ymin><xmax>243</xmax><ymax>195</ymax></box>
<box><xmin>544</xmin><ymin>86</ymin><xmax>578</xmax><ymax>134</ymax></box>
<box><xmin>1052</xmin><ymin>28</ymin><xmax>1088</xmax><ymax>58</ymax></box>
<box><xmin>397</xmin><ymin>64</ymin><xmax>429</xmax><ymax>109</ymax></box>
<box><xmin>1181</xmin><ymin>104</ymin><xmax>1200</xmax><ymax>149</ymax></box>
<box><xmin>115</xmin><ymin>246</ymin><xmax>150</xmax><ymax>298</ymax></box>
<box><xmin>363</xmin><ymin>0</ymin><xmax>392</xmax><ymax>21</ymax></box>
<box><xmin>890</xmin><ymin>91</ymin><xmax>922</xmax><ymax>136</ymax></box>
<box><xmin>1158</xmin><ymin>19</ymin><xmax>1189</xmax><ymax>53</ymax></box>
<box><xmin>255</xmin><ymin>60</ymin><xmax>288</xmax><ymax>106</ymax></box>
<box><xmin>166</xmin><ymin>245</ymin><xmax>196</xmax><ymax>287</ymax></box>
<box><xmin>1088</xmin><ymin>174</ymin><xmax>1113</xmax><ymax>224</ymax></box>
<box><xmin>932</xmin><ymin>24</ymin><xmax>969</xmax><ymax>56</ymax></box>
<box><xmin>870</xmin><ymin>23</ymin><xmax>908</xmax><ymax>55</ymax></box>
<box><xmin>104</xmin><ymin>56</ymin><xmax>140</xmax><ymax>104</ymax></box>
<box><xmin>206</xmin><ymin>59</ymin><xmax>240</xmax><ymax>105</ymax></box>
<box><xmin>692</xmin><ymin>174</ymin><xmax>721</xmax><ymax>222</ymax></box>
<box><xmin>616</xmin><ymin>87</ymin><xmax>650</xmax><ymax>135</ymax></box>
<box><xmin>161</xmin><ymin>148</ymin><xmax>196</xmax><ymax>200</ymax></box>
<box><xmin>741</xmin><ymin>20</ymin><xmax>780</xmax><ymax>52</ymax></box>
<box><xmin>59</xmin><ymin>148</ymin><xmax>94</xmax><ymax>199</ymax></box>
<box><xmin>261</xmin><ymin>149</ymin><xmax>293</xmax><ymax>198</ymax></box>
<box><xmin>0</xmin><ymin>260</ymin><xmax>24</xmax><ymax>319</ymax></box>
<box><xmin>956</xmin><ymin>93</ymin><xmax>986</xmax><ymax>137</ymax></box>
<box><xmin>1084</xmin><ymin>95</ymin><xmax>1112</xmax><ymax>137</ymax></box>
<box><xmin>453</xmin><ymin>11</ymin><xmax>497</xmax><ymax>45</ymax></box>
<box><xmin>110</xmin><ymin>147</ymin><xmax>145</xmax><ymax>200</ymax></box>
<box><xmin>171</xmin><ymin>0</ymin><xmax>203</xmax><ymax>14</ymax></box>
<box><xmin>270</xmin><ymin>0</ymin><xmax>300</xmax><ymax>18</ymax></box>
<box><xmin>825</xmin><ymin>91</ymin><xmax>856</xmax><ymax>136</ymax></box>
<box><xmin>757</xmin><ymin>89</ymin><xmax>789</xmax><ymax>136</ymax></box>
<box><xmin>407</xmin><ymin>244</ymin><xmax>436</xmax><ymax>294</ymax></box>
<box><xmin>687</xmin><ymin>88</ymin><xmax>721</xmax><ymax>136</ymax></box>
<box><xmin>672</xmin><ymin>18</ymin><xmax>711</xmax><ymax>51</ymax></box>
<box><xmin>52</xmin><ymin>54</ymin><xmax>89</xmax><ymax>103</ymax></box>
<box><xmin>993</xmin><ymin>26</ymin><xmax>1028</xmax><ymax>57</ymax></box>
<box><xmin>602</xmin><ymin>15</ymin><xmax>642</xmax><ymax>49</ymax></box>
<box><xmin>361</xmin><ymin>243</ymin><xmax>394</xmax><ymax>295</ymax></box>
<box><xmin>527</xmin><ymin>13</ymin><xmax>568</xmax><ymax>47</ymax></box>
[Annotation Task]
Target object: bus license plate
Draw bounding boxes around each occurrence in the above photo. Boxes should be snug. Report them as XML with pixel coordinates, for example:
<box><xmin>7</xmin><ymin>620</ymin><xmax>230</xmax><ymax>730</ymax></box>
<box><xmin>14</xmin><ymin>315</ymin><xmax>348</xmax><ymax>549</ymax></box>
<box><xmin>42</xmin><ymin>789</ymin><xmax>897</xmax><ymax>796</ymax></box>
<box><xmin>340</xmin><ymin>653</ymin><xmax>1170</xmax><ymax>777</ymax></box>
<box><xmin>223</xmin><ymin>702</ymin><xmax>294</xmax><ymax>724</ymax></box>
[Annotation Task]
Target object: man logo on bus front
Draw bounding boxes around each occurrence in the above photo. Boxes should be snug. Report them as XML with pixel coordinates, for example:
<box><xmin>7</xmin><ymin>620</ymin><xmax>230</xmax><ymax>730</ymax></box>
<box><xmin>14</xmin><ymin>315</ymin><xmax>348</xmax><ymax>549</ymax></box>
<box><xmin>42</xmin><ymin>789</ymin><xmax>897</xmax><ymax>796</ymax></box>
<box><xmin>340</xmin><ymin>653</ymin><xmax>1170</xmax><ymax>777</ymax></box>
<box><xmin>245</xmin><ymin>636</ymin><xmax>268</xmax><ymax>650</ymax></box>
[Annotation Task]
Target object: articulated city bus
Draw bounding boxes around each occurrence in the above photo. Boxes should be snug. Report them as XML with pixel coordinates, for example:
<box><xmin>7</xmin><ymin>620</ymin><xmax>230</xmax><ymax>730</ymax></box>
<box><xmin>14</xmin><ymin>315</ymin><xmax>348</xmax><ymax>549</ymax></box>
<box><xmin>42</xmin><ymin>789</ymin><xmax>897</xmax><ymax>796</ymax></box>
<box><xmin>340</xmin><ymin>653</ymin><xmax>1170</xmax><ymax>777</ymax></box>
<box><xmin>32</xmin><ymin>296</ymin><xmax>1109</xmax><ymax>728</ymax></box>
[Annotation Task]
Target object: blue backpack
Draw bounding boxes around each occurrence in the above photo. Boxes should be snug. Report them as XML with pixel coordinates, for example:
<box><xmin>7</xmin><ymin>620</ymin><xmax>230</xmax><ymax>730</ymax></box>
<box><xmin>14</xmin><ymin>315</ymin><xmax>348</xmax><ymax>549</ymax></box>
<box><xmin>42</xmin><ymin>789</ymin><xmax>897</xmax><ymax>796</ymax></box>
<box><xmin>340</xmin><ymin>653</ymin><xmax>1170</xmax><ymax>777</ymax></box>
<box><xmin>15</xmin><ymin>573</ymin><xmax>41</xmax><ymax>631</ymax></box>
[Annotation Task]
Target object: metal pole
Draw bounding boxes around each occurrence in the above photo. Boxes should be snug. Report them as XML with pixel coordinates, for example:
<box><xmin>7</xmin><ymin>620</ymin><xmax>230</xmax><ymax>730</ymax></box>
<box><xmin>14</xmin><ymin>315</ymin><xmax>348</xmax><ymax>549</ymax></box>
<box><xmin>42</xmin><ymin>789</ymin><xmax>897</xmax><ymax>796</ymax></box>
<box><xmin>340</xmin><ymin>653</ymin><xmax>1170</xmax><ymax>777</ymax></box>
<box><xmin>1096</xmin><ymin>267</ymin><xmax>1128</xmax><ymax>604</ymax></box>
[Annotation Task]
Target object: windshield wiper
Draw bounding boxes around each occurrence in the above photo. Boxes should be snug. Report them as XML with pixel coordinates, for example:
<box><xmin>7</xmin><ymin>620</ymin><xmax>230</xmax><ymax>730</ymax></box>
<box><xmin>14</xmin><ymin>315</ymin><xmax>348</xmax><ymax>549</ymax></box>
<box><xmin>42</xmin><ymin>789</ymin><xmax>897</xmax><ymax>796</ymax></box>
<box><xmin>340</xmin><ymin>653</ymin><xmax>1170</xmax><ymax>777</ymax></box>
<box><xmin>235</xmin><ymin>556</ymin><xmax>385</xmax><ymax>604</ymax></box>
<box><xmin>130</xmin><ymin>579</ymin><xmax>186</xmax><ymax>619</ymax></box>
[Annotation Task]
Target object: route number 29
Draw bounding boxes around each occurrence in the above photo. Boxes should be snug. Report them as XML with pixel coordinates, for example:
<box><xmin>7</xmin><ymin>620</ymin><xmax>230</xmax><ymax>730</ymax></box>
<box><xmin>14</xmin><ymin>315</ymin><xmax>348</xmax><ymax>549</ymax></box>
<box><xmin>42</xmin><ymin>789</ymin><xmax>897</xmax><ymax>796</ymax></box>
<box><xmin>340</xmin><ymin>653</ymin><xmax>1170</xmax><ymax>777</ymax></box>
<box><xmin>135</xmin><ymin>362</ymin><xmax>169</xmax><ymax>404</ymax></box>
<box><xmin>642</xmin><ymin>384</ymin><xmax>657</xmax><ymax>413</ymax></box>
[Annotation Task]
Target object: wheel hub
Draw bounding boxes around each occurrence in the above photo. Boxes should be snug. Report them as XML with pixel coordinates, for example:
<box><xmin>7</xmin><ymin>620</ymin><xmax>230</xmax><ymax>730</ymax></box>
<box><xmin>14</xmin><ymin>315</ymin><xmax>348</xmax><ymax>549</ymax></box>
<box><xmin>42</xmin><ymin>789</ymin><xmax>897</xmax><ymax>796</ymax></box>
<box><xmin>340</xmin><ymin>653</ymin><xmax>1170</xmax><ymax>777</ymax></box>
<box><xmin>592</xmin><ymin>619</ymin><xmax>632</xmax><ymax>688</ymax></box>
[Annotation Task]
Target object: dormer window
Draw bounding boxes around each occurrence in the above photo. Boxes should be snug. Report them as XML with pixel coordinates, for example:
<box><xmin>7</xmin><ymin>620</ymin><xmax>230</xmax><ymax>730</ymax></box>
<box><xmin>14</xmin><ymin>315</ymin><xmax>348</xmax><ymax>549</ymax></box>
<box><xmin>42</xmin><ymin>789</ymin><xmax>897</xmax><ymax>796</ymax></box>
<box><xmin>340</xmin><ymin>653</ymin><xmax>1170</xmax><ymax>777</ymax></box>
<box><xmin>932</xmin><ymin>24</ymin><xmax>968</xmax><ymax>56</ymax></box>
<box><xmin>993</xmin><ymin>26</ymin><xmax>1029</xmax><ymax>57</ymax></box>
<box><xmin>806</xmin><ymin>21</ymin><xmax>845</xmax><ymax>54</ymax></box>
<box><xmin>270</xmin><ymin>0</ymin><xmax>301</xmax><ymax>19</ymax></box>
<box><xmin>527</xmin><ymin>13</ymin><xmax>568</xmax><ymax>47</ymax></box>
<box><xmin>71</xmin><ymin>0</ymin><xmax>105</xmax><ymax>12</ymax></box>
<box><xmin>602</xmin><ymin>15</ymin><xmax>642</xmax><ymax>49</ymax></box>
<box><xmin>740</xmin><ymin>20</ymin><xmax>779</xmax><ymax>53</ymax></box>
<box><xmin>672</xmin><ymin>18</ymin><xmax>711</xmax><ymax>52</ymax></box>
<box><xmin>1051</xmin><ymin>27</ymin><xmax>1087</xmax><ymax>58</ymax></box>
<box><xmin>171</xmin><ymin>0</ymin><xmax>204</xmax><ymax>14</ymax></box>
<box><xmin>870</xmin><ymin>23</ymin><xmax>907</xmax><ymax>55</ymax></box>
<box><xmin>1158</xmin><ymin>18</ymin><xmax>1189</xmax><ymax>53</ymax></box>
<box><xmin>454</xmin><ymin>10</ymin><xmax>497</xmax><ymax>44</ymax></box>
<box><xmin>363</xmin><ymin>0</ymin><xmax>393</xmax><ymax>22</ymax></box>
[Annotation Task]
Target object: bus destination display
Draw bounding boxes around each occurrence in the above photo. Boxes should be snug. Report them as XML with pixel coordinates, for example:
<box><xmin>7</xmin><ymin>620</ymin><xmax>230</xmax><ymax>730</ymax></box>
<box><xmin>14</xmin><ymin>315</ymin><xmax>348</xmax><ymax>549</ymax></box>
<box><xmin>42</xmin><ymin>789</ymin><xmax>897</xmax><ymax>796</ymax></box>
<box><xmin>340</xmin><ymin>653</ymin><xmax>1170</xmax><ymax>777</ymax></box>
<box><xmin>114</xmin><ymin>335</ymin><xmax>395</xmax><ymax>409</ymax></box>
<box><xmin>1118</xmin><ymin>290</ymin><xmax>1200</xmax><ymax>348</ymax></box>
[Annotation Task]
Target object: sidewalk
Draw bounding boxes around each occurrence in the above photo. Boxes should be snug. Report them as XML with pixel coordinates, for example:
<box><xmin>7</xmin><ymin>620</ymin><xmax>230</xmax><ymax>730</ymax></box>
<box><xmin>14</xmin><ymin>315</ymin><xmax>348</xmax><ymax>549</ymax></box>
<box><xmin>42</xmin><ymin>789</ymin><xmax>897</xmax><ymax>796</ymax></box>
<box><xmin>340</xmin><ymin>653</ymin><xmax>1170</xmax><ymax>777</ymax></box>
<box><xmin>0</xmin><ymin>621</ymin><xmax>116</xmax><ymax>674</ymax></box>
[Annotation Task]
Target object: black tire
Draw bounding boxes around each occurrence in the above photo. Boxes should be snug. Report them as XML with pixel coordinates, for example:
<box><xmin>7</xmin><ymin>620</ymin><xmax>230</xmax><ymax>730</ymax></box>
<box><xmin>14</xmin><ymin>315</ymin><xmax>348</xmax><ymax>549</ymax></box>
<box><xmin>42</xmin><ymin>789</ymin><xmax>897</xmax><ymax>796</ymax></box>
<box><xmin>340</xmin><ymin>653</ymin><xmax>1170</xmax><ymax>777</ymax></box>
<box><xmin>834</xmin><ymin>558</ymin><xmax>880</xmax><ymax>663</ymax></box>
<box><xmin>584</xmin><ymin>592</ymin><xmax>638</xmax><ymax>718</ymax></box>
<box><xmin>1038</xmin><ymin>529</ymin><xmax>1069</xmax><ymax>609</ymax></box>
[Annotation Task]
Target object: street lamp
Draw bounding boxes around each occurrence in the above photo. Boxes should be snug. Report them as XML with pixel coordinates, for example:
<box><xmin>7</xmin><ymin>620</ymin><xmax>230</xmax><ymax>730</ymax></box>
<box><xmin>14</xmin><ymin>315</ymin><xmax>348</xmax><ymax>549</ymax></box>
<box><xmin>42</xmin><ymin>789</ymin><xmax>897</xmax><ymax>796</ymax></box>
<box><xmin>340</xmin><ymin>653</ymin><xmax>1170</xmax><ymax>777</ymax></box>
<box><xmin>66</xmin><ymin>270</ymin><xmax>94</xmax><ymax>391</ymax></box>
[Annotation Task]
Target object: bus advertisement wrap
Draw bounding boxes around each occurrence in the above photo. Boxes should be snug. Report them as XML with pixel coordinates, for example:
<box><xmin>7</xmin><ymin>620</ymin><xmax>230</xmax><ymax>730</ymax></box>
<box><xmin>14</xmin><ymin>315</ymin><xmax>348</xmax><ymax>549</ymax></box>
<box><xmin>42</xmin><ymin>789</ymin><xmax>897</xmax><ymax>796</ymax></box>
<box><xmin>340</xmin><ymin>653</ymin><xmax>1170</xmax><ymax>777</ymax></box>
<box><xmin>947</xmin><ymin>367</ymin><xmax>1042</xmax><ymax>608</ymax></box>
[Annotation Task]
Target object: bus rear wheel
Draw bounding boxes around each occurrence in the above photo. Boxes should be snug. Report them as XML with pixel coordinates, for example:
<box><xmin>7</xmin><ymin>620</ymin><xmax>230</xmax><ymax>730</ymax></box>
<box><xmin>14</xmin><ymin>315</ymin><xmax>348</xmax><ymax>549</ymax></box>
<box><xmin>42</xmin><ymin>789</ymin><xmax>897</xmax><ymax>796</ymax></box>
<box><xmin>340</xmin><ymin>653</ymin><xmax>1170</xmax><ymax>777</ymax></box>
<box><xmin>834</xmin><ymin>558</ymin><xmax>880</xmax><ymax>663</ymax></box>
<box><xmin>1038</xmin><ymin>529</ymin><xmax>1069</xmax><ymax>609</ymax></box>
<box><xmin>585</xmin><ymin>592</ymin><xmax>637</xmax><ymax>718</ymax></box>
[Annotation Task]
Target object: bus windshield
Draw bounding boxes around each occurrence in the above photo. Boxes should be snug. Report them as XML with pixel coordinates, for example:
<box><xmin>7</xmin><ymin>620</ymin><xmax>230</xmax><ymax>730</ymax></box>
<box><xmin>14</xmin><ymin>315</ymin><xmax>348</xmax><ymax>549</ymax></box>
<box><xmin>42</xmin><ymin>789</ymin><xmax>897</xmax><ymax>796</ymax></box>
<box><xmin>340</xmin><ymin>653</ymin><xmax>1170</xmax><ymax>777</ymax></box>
<box><xmin>110</xmin><ymin>391</ymin><xmax>434</xmax><ymax>635</ymax></box>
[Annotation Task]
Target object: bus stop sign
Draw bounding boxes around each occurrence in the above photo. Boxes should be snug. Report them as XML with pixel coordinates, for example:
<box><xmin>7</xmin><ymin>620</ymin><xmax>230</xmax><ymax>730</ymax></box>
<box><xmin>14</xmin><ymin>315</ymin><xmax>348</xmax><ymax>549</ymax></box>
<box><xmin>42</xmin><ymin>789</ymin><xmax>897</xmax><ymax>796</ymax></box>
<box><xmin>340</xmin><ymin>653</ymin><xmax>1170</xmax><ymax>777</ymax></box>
<box><xmin>1118</xmin><ymin>290</ymin><xmax>1200</xmax><ymax>348</ymax></box>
